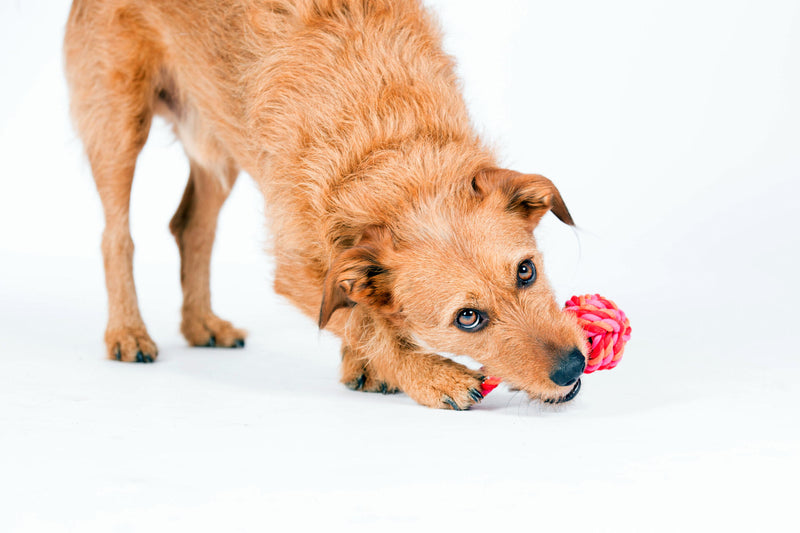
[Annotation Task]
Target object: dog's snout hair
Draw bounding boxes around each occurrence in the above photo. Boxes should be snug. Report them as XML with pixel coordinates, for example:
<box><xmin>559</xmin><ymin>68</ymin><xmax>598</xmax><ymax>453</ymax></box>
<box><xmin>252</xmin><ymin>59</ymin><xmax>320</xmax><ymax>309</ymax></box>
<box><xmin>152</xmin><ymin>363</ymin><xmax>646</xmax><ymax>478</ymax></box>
<box><xmin>65</xmin><ymin>0</ymin><xmax>585</xmax><ymax>409</ymax></box>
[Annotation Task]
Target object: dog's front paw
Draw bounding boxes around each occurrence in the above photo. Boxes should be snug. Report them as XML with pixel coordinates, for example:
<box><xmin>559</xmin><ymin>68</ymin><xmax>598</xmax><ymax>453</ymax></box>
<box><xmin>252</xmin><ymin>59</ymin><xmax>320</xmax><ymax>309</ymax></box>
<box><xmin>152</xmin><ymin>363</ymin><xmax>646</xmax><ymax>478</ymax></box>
<box><xmin>340</xmin><ymin>346</ymin><xmax>400</xmax><ymax>394</ymax></box>
<box><xmin>402</xmin><ymin>355</ymin><xmax>485</xmax><ymax>410</ymax></box>
<box><xmin>105</xmin><ymin>326</ymin><xmax>158</xmax><ymax>363</ymax></box>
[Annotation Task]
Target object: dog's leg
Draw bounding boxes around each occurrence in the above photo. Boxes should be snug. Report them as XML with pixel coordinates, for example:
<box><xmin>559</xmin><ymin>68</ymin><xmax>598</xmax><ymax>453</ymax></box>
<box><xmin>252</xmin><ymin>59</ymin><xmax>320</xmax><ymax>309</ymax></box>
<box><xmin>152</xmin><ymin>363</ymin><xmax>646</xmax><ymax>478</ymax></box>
<box><xmin>95</xmin><ymin>172</ymin><xmax>158</xmax><ymax>362</ymax></box>
<box><xmin>85</xmin><ymin>110</ymin><xmax>157</xmax><ymax>363</ymax></box>
<box><xmin>341</xmin><ymin>312</ymin><xmax>485</xmax><ymax>409</ymax></box>
<box><xmin>170</xmin><ymin>162</ymin><xmax>246</xmax><ymax>348</ymax></box>
<box><xmin>64</xmin><ymin>0</ymin><xmax>168</xmax><ymax>362</ymax></box>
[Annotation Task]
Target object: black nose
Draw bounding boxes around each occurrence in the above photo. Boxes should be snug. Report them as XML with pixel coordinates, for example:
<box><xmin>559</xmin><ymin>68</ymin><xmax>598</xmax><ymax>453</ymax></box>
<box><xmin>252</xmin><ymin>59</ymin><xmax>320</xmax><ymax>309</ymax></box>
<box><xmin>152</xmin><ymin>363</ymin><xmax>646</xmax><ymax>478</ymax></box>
<box><xmin>549</xmin><ymin>348</ymin><xmax>586</xmax><ymax>387</ymax></box>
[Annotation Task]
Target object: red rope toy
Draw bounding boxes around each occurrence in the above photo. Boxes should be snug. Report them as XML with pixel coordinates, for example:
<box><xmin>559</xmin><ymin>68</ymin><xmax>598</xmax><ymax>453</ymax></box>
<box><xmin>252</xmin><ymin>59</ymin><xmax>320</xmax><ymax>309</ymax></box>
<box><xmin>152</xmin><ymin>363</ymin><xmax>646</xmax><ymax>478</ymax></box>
<box><xmin>480</xmin><ymin>294</ymin><xmax>631</xmax><ymax>396</ymax></box>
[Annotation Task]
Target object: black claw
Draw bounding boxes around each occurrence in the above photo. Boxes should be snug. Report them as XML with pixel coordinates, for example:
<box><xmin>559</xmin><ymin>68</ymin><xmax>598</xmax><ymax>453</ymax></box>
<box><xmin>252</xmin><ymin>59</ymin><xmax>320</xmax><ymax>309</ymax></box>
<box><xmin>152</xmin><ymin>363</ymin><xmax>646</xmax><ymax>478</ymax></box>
<box><xmin>233</xmin><ymin>339</ymin><xmax>245</xmax><ymax>348</ymax></box>
<box><xmin>144</xmin><ymin>355</ymin><xmax>154</xmax><ymax>363</ymax></box>
<box><xmin>443</xmin><ymin>396</ymin><xmax>462</xmax><ymax>411</ymax></box>
<box><xmin>135</xmin><ymin>351</ymin><xmax>144</xmax><ymax>363</ymax></box>
<box><xmin>346</xmin><ymin>374</ymin><xmax>366</xmax><ymax>391</ymax></box>
<box><xmin>205</xmin><ymin>336</ymin><xmax>216</xmax><ymax>347</ymax></box>
<box><xmin>379</xmin><ymin>382</ymin><xmax>388</xmax><ymax>394</ymax></box>
<box><xmin>114</xmin><ymin>348</ymin><xmax>121</xmax><ymax>361</ymax></box>
<box><xmin>468</xmin><ymin>388</ymin><xmax>484</xmax><ymax>402</ymax></box>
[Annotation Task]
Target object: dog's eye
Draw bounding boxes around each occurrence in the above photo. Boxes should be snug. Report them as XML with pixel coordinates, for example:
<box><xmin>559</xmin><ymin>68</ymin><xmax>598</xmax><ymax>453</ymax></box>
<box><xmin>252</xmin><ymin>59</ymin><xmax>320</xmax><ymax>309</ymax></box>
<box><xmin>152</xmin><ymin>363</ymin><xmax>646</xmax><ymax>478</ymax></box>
<box><xmin>455</xmin><ymin>309</ymin><xmax>487</xmax><ymax>332</ymax></box>
<box><xmin>517</xmin><ymin>259</ymin><xmax>536</xmax><ymax>288</ymax></box>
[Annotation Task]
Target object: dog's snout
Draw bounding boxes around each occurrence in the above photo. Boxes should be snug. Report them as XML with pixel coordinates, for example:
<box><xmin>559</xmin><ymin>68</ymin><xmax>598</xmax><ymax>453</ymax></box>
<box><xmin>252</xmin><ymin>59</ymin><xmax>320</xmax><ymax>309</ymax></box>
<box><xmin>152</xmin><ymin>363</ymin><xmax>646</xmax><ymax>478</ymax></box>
<box><xmin>549</xmin><ymin>348</ymin><xmax>586</xmax><ymax>387</ymax></box>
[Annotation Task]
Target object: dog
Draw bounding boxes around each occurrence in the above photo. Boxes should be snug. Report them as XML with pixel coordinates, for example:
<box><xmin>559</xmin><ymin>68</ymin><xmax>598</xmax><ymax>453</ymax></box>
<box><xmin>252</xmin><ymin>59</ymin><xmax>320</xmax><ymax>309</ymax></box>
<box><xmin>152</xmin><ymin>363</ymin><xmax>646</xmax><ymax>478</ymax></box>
<box><xmin>64</xmin><ymin>0</ymin><xmax>587</xmax><ymax>409</ymax></box>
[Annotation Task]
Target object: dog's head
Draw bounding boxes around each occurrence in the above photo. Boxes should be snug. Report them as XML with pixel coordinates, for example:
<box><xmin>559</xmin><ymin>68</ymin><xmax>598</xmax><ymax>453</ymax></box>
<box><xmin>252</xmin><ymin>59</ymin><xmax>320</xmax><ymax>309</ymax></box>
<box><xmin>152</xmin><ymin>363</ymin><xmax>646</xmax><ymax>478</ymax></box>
<box><xmin>320</xmin><ymin>168</ymin><xmax>587</xmax><ymax>403</ymax></box>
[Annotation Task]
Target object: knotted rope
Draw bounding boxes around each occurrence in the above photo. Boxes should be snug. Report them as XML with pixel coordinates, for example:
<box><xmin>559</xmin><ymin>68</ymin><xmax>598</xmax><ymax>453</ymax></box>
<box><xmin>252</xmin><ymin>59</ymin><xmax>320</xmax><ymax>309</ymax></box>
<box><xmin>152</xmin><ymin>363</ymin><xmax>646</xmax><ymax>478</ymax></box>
<box><xmin>564</xmin><ymin>294</ymin><xmax>631</xmax><ymax>373</ymax></box>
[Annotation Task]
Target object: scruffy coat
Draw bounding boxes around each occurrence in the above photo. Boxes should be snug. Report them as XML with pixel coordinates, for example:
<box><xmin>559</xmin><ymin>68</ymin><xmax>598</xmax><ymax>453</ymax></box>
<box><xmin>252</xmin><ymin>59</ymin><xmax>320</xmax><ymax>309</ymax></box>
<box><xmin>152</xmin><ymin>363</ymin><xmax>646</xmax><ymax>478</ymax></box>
<box><xmin>64</xmin><ymin>0</ymin><xmax>586</xmax><ymax>409</ymax></box>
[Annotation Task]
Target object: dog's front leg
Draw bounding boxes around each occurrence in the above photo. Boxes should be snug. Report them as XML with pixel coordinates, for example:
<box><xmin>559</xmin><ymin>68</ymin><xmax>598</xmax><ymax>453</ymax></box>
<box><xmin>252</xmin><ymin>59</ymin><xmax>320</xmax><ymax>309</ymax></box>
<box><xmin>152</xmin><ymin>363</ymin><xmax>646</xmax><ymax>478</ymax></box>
<box><xmin>340</xmin><ymin>311</ymin><xmax>486</xmax><ymax>410</ymax></box>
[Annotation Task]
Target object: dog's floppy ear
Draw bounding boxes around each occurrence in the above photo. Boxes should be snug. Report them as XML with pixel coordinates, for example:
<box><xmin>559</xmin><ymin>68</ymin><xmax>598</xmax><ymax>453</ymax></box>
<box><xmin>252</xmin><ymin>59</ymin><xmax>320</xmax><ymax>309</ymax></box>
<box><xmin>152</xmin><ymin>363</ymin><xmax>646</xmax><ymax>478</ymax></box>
<box><xmin>318</xmin><ymin>226</ymin><xmax>397</xmax><ymax>329</ymax></box>
<box><xmin>472</xmin><ymin>168</ymin><xmax>574</xmax><ymax>227</ymax></box>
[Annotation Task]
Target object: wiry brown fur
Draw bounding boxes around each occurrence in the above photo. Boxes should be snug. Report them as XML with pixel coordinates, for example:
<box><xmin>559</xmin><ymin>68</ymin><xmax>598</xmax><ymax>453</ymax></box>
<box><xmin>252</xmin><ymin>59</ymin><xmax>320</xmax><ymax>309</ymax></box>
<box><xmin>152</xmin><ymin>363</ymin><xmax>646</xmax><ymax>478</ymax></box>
<box><xmin>64</xmin><ymin>0</ymin><xmax>587</xmax><ymax>408</ymax></box>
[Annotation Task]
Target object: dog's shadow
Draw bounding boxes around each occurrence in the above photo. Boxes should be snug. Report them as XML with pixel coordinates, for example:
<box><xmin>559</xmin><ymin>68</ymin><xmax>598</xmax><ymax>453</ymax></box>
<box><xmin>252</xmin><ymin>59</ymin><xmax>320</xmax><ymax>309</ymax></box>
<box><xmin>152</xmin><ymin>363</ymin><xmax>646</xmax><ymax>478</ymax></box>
<box><xmin>158</xmin><ymin>320</ymin><xmax>688</xmax><ymax>418</ymax></box>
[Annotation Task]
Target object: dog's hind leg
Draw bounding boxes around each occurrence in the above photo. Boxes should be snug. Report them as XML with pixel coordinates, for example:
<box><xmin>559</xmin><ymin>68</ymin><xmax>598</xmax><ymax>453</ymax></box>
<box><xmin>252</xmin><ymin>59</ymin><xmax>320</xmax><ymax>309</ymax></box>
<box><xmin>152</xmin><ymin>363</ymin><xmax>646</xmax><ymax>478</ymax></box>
<box><xmin>170</xmin><ymin>161</ymin><xmax>247</xmax><ymax>348</ymax></box>
<box><xmin>65</xmin><ymin>6</ymin><xmax>161</xmax><ymax>362</ymax></box>
<box><xmin>91</xmin><ymin>144</ymin><xmax>158</xmax><ymax>363</ymax></box>
<box><xmin>68</xmin><ymin>94</ymin><xmax>157</xmax><ymax>362</ymax></box>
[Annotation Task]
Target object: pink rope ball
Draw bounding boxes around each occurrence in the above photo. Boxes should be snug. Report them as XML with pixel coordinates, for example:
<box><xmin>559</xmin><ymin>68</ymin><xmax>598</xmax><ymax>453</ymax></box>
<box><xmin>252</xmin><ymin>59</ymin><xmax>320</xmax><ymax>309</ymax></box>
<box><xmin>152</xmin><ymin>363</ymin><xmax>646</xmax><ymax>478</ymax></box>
<box><xmin>564</xmin><ymin>294</ymin><xmax>631</xmax><ymax>373</ymax></box>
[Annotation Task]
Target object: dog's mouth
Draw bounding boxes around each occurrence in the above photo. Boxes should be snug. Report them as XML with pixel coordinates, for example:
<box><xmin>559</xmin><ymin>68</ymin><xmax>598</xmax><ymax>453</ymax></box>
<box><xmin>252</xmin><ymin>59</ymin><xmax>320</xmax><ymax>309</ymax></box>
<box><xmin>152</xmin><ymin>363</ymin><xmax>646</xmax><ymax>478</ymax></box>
<box><xmin>543</xmin><ymin>379</ymin><xmax>581</xmax><ymax>404</ymax></box>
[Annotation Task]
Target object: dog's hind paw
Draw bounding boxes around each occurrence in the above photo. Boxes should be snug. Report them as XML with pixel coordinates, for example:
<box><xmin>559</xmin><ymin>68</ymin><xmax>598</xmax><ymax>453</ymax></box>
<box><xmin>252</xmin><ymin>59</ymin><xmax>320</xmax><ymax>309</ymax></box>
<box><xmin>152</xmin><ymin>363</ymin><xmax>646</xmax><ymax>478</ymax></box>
<box><xmin>105</xmin><ymin>326</ymin><xmax>158</xmax><ymax>363</ymax></box>
<box><xmin>181</xmin><ymin>312</ymin><xmax>246</xmax><ymax>348</ymax></box>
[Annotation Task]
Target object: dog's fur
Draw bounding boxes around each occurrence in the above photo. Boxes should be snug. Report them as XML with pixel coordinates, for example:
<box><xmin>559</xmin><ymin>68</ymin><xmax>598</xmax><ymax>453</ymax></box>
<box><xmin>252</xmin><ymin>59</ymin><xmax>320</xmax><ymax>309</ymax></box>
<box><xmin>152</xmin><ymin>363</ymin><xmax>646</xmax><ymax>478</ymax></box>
<box><xmin>64</xmin><ymin>0</ymin><xmax>587</xmax><ymax>409</ymax></box>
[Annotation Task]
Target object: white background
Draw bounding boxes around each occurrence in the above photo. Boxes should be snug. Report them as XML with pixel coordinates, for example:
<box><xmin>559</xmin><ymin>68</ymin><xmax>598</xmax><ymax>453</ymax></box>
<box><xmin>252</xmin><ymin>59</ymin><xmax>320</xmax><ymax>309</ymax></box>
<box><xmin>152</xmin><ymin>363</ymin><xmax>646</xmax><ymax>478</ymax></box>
<box><xmin>1</xmin><ymin>0</ymin><xmax>798</xmax><ymax>531</ymax></box>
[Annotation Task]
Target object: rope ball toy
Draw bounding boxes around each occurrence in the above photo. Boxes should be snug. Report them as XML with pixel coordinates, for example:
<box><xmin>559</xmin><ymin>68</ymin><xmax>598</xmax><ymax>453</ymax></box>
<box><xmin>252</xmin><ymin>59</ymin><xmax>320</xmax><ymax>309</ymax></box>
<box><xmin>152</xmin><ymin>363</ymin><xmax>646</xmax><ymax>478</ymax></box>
<box><xmin>480</xmin><ymin>294</ymin><xmax>631</xmax><ymax>396</ymax></box>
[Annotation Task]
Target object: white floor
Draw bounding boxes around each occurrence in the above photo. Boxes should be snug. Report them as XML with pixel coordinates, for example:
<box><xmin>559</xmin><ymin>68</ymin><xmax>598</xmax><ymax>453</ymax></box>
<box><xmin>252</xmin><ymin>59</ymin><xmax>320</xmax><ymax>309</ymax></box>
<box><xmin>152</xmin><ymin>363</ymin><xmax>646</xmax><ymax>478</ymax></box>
<box><xmin>2</xmin><ymin>1</ymin><xmax>799</xmax><ymax>531</ymax></box>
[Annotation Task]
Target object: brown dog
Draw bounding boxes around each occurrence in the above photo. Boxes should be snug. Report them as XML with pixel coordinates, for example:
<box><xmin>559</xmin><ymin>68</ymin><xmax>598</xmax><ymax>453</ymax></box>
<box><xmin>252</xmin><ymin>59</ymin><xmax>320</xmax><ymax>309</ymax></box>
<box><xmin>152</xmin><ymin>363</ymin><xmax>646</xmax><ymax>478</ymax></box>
<box><xmin>64</xmin><ymin>0</ymin><xmax>587</xmax><ymax>409</ymax></box>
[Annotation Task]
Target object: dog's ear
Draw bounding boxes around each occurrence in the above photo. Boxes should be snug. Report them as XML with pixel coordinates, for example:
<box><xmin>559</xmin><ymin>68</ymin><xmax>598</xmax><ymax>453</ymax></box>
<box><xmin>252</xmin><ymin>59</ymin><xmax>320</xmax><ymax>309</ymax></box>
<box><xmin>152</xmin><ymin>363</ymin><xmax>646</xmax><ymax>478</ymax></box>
<box><xmin>318</xmin><ymin>226</ymin><xmax>397</xmax><ymax>329</ymax></box>
<box><xmin>472</xmin><ymin>168</ymin><xmax>574</xmax><ymax>227</ymax></box>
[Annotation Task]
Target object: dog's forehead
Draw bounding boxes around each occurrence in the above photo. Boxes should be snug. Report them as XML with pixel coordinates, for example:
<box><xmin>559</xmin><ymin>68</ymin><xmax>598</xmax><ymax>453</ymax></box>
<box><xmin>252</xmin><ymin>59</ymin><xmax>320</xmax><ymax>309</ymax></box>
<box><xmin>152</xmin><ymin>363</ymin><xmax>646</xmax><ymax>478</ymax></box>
<box><xmin>397</xmin><ymin>201</ymin><xmax>536</xmax><ymax>277</ymax></box>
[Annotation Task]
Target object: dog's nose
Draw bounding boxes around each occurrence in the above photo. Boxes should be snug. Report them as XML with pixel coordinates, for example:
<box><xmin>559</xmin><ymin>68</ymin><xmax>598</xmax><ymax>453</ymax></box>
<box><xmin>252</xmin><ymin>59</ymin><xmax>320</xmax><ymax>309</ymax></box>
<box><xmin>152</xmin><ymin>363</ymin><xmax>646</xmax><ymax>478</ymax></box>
<box><xmin>550</xmin><ymin>348</ymin><xmax>586</xmax><ymax>387</ymax></box>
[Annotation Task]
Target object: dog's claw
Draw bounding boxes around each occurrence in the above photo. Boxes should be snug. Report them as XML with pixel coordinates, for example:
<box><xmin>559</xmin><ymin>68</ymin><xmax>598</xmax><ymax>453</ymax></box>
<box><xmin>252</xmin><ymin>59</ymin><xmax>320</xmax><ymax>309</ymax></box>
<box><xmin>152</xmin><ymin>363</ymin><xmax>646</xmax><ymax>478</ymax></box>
<box><xmin>135</xmin><ymin>351</ymin><xmax>155</xmax><ymax>363</ymax></box>
<box><xmin>205</xmin><ymin>336</ymin><xmax>216</xmax><ymax>347</ymax></box>
<box><xmin>106</xmin><ymin>328</ymin><xmax>158</xmax><ymax>362</ymax></box>
<box><xmin>346</xmin><ymin>374</ymin><xmax>366</xmax><ymax>391</ymax></box>
<box><xmin>233</xmin><ymin>339</ymin><xmax>245</xmax><ymax>348</ymax></box>
<box><xmin>468</xmin><ymin>388</ymin><xmax>484</xmax><ymax>402</ymax></box>
<box><xmin>442</xmin><ymin>396</ymin><xmax>462</xmax><ymax>411</ymax></box>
